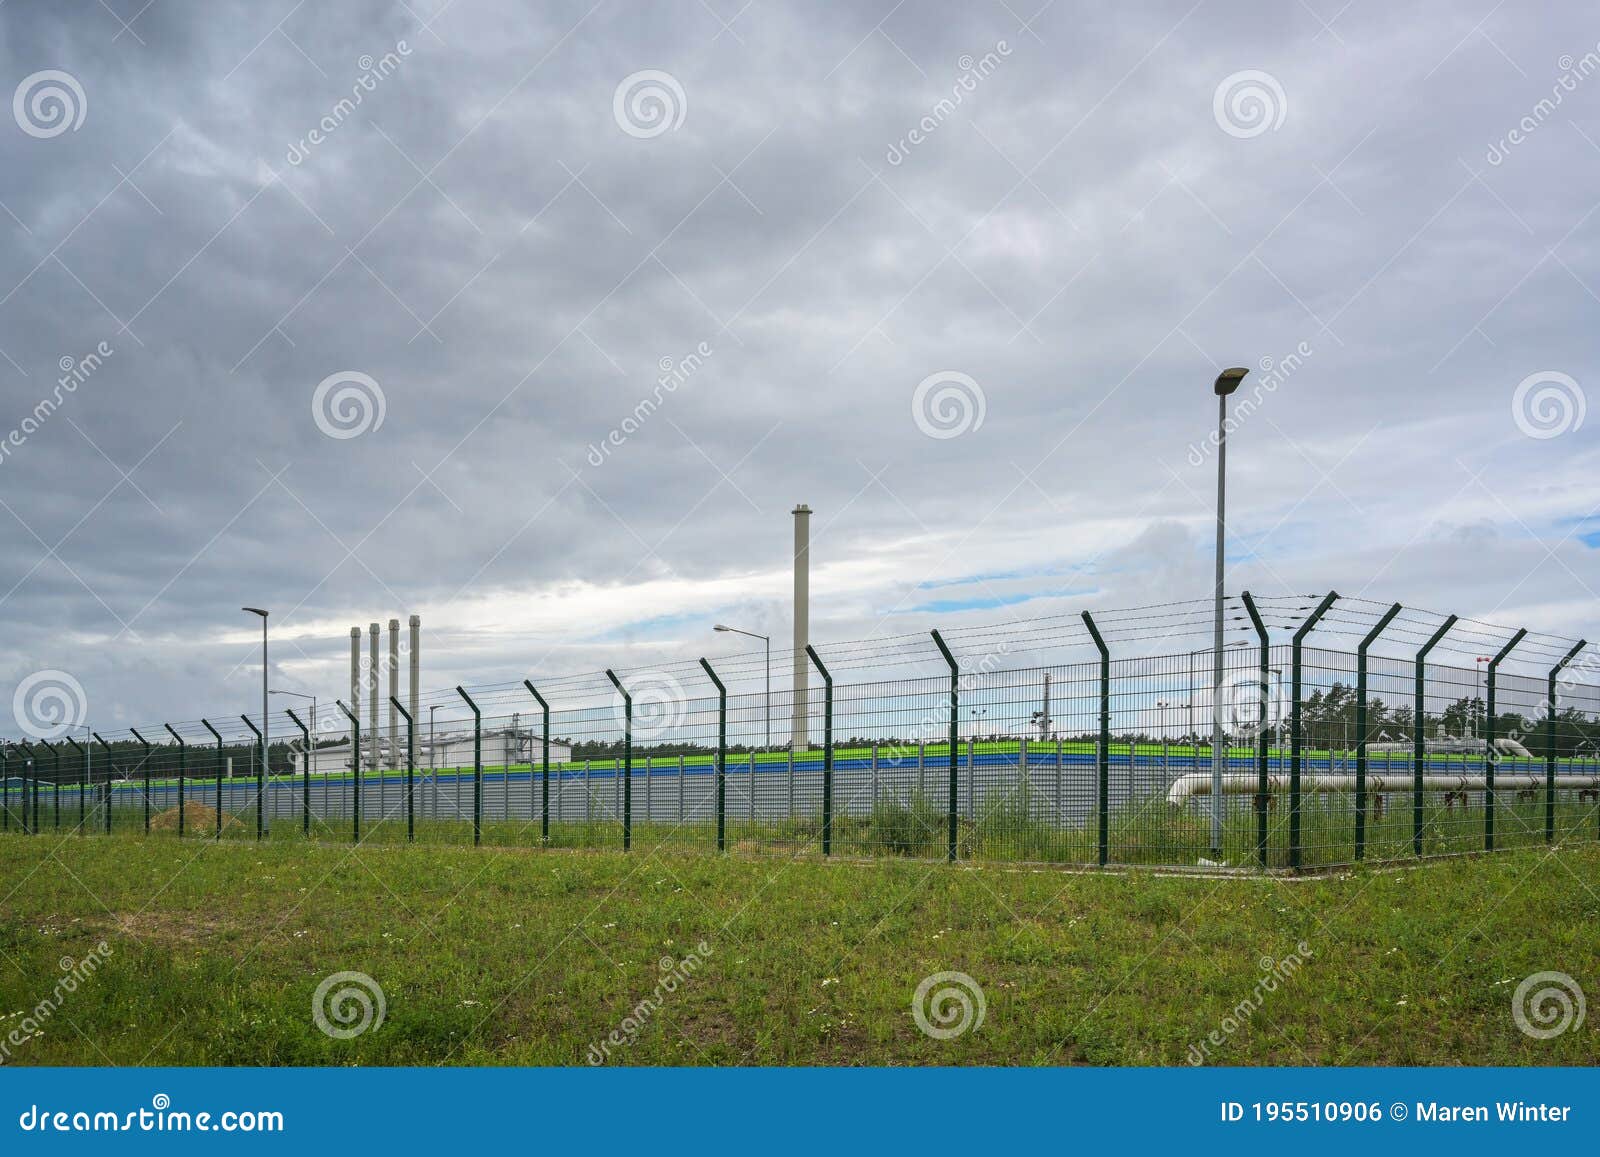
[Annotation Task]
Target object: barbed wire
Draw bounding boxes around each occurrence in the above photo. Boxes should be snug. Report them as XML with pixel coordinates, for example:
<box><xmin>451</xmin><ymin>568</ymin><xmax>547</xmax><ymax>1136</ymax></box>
<box><xmin>7</xmin><ymin>589</ymin><xmax>1595</xmax><ymax>749</ymax></box>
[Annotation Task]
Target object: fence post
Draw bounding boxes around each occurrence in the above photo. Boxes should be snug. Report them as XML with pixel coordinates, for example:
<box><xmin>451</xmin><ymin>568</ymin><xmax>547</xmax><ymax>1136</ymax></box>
<box><xmin>1055</xmin><ymin>737</ymin><xmax>1063</xmax><ymax>825</ymax></box>
<box><xmin>337</xmin><ymin>700</ymin><xmax>360</xmax><ymax>843</ymax></box>
<box><xmin>391</xmin><ymin>697</ymin><xmax>414</xmax><ymax>843</ymax></box>
<box><xmin>1412</xmin><ymin>615</ymin><xmax>1458</xmax><ymax>857</ymax></box>
<box><xmin>1290</xmin><ymin>592</ymin><xmax>1339</xmax><ymax>871</ymax></box>
<box><xmin>238</xmin><ymin>716</ymin><xmax>264</xmax><ymax>841</ymax></box>
<box><xmin>15</xmin><ymin>743</ymin><xmax>29</xmax><ymax>834</ymax></box>
<box><xmin>20</xmin><ymin>742</ymin><xmax>39</xmax><ymax>834</ymax></box>
<box><xmin>522</xmin><ymin>681</ymin><xmax>550</xmax><ymax>845</ymax></box>
<box><xmin>1483</xmin><ymin>629</ymin><xmax>1527</xmax><ymax>852</ymax></box>
<box><xmin>41</xmin><ymin>741</ymin><xmax>60</xmax><ymax>831</ymax></box>
<box><xmin>161</xmin><ymin>727</ymin><xmax>185</xmax><ymax>837</ymax></box>
<box><xmin>1548</xmin><ymin>641</ymin><xmax>1587</xmax><ymax>845</ymax></box>
<box><xmin>870</xmin><ymin>742</ymin><xmax>880</xmax><ymax>816</ymax></box>
<box><xmin>699</xmin><ymin>659</ymin><xmax>727</xmax><ymax>852</ymax></box>
<box><xmin>604</xmin><ymin>671</ymin><xmax>633</xmax><ymax>852</ymax></box>
<box><xmin>1354</xmin><ymin>603</ymin><xmax>1403</xmax><ymax>862</ymax></box>
<box><xmin>200</xmin><ymin>720</ymin><xmax>223</xmax><ymax>839</ymax></box>
<box><xmin>11</xmin><ymin>746</ymin><xmax>24</xmax><ymax>832</ymax></box>
<box><xmin>66</xmin><ymin>738</ymin><xmax>84</xmax><ymax>833</ymax></box>
<box><xmin>1240</xmin><ymin>592</ymin><xmax>1272</xmax><ymax>869</ymax></box>
<box><xmin>13</xmin><ymin>744</ymin><xmax>27</xmax><ymax>834</ymax></box>
<box><xmin>806</xmin><ymin>645</ymin><xmax>833</xmax><ymax>857</ymax></box>
<box><xmin>1081</xmin><ymin>612</ymin><xmax>1110</xmax><ymax>867</ymax></box>
<box><xmin>284</xmin><ymin>708</ymin><xmax>310</xmax><ymax>837</ymax></box>
<box><xmin>130</xmin><ymin>728</ymin><xmax>151</xmax><ymax>834</ymax></box>
<box><xmin>1018</xmin><ymin>738</ymin><xmax>1029</xmax><ymax>824</ymax></box>
<box><xmin>456</xmin><ymin>687</ymin><xmax>482</xmax><ymax>847</ymax></box>
<box><xmin>91</xmin><ymin>734</ymin><xmax>112</xmax><ymax>834</ymax></box>
<box><xmin>64</xmin><ymin>737</ymin><xmax>86</xmax><ymax>834</ymax></box>
<box><xmin>929</xmin><ymin>630</ymin><xmax>959</xmax><ymax>864</ymax></box>
<box><xmin>1</xmin><ymin>745</ymin><xmax>8</xmax><ymax>832</ymax></box>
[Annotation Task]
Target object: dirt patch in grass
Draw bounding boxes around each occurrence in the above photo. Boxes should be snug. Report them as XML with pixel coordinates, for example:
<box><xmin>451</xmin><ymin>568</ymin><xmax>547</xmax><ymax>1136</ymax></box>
<box><xmin>148</xmin><ymin>802</ymin><xmax>242</xmax><ymax>834</ymax></box>
<box><xmin>107</xmin><ymin>909</ymin><xmax>237</xmax><ymax>946</ymax></box>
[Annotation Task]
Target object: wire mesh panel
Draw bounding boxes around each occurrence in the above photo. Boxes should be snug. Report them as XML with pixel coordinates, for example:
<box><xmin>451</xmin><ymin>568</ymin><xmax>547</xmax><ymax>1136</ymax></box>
<box><xmin>6</xmin><ymin>593</ymin><xmax>1599</xmax><ymax>871</ymax></box>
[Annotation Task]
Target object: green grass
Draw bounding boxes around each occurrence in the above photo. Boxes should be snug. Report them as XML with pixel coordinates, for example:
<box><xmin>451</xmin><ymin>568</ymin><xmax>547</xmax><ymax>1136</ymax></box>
<box><xmin>2</xmin><ymin>832</ymin><xmax>1598</xmax><ymax>1066</ymax></box>
<box><xmin>12</xmin><ymin>787</ymin><xmax>1593</xmax><ymax>874</ymax></box>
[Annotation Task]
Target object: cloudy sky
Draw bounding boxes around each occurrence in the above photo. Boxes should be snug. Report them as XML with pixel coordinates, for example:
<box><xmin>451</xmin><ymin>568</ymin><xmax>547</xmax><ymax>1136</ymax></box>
<box><xmin>1</xmin><ymin>0</ymin><xmax>1597</xmax><ymax>733</ymax></box>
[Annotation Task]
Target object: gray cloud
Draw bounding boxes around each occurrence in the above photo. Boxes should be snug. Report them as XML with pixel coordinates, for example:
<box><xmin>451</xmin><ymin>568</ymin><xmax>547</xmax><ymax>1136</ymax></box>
<box><xmin>1</xmin><ymin>0</ymin><xmax>1597</xmax><ymax>729</ymax></box>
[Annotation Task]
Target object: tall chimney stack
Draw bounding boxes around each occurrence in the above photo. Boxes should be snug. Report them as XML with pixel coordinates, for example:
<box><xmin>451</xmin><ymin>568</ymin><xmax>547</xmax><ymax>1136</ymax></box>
<box><xmin>368</xmin><ymin>623</ymin><xmax>380</xmax><ymax>770</ymax></box>
<box><xmin>792</xmin><ymin>503</ymin><xmax>811</xmax><ymax>749</ymax></box>
<box><xmin>388</xmin><ymin>619</ymin><xmax>400</xmax><ymax>769</ymax></box>
<box><xmin>408</xmin><ymin>615</ymin><xmax>420</xmax><ymax>758</ymax></box>
<box><xmin>349</xmin><ymin>628</ymin><xmax>361</xmax><ymax>767</ymax></box>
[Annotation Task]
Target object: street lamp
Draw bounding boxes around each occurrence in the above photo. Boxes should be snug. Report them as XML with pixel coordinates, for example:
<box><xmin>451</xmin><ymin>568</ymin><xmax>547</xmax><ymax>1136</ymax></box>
<box><xmin>269</xmin><ymin>689</ymin><xmax>315</xmax><ymax>729</ymax></box>
<box><xmin>1210</xmin><ymin>366</ymin><xmax>1249</xmax><ymax>860</ymax></box>
<box><xmin>270</xmin><ymin>689</ymin><xmax>316</xmax><ymax>771</ymax></box>
<box><xmin>429</xmin><ymin>704</ymin><xmax>440</xmax><ymax>819</ymax></box>
<box><xmin>713</xmin><ymin>624</ymin><xmax>770</xmax><ymax>750</ymax></box>
<box><xmin>1473</xmin><ymin>657</ymin><xmax>1491</xmax><ymax>739</ymax></box>
<box><xmin>242</xmin><ymin>608</ymin><xmax>268</xmax><ymax>831</ymax></box>
<box><xmin>1187</xmin><ymin>640</ymin><xmax>1249</xmax><ymax>742</ymax></box>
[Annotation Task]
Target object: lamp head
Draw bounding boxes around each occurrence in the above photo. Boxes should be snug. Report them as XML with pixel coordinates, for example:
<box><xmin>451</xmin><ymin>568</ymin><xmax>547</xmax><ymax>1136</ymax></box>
<box><xmin>242</xmin><ymin>606</ymin><xmax>268</xmax><ymax>618</ymax></box>
<box><xmin>713</xmin><ymin>625</ymin><xmax>731</xmax><ymax>632</ymax></box>
<box><xmin>1214</xmin><ymin>367</ymin><xmax>1249</xmax><ymax>396</ymax></box>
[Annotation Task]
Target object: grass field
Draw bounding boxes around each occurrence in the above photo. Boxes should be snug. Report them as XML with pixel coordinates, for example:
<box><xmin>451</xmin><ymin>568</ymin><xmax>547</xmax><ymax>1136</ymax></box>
<box><xmin>2</xmin><ymin>832</ymin><xmax>1598</xmax><ymax>1066</ymax></box>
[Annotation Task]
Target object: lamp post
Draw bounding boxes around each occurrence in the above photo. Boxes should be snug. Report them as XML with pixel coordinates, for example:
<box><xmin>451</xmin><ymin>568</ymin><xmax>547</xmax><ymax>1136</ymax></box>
<box><xmin>713</xmin><ymin>624</ymin><xmax>770</xmax><ymax>750</ymax></box>
<box><xmin>271</xmin><ymin>689</ymin><xmax>315</xmax><ymax>788</ymax></box>
<box><xmin>1473</xmin><ymin>657</ymin><xmax>1491</xmax><ymax>738</ymax></box>
<box><xmin>1271</xmin><ymin>666</ymin><xmax>1285</xmax><ymax>748</ymax></box>
<box><xmin>270</xmin><ymin>690</ymin><xmax>316</xmax><ymax>751</ymax></box>
<box><xmin>429</xmin><ymin>704</ymin><xmax>440</xmax><ymax>819</ymax></box>
<box><xmin>242</xmin><ymin>608</ymin><xmax>268</xmax><ymax>833</ymax></box>
<box><xmin>1187</xmin><ymin>640</ymin><xmax>1249</xmax><ymax>742</ymax></box>
<box><xmin>1210</xmin><ymin>366</ymin><xmax>1249</xmax><ymax>861</ymax></box>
